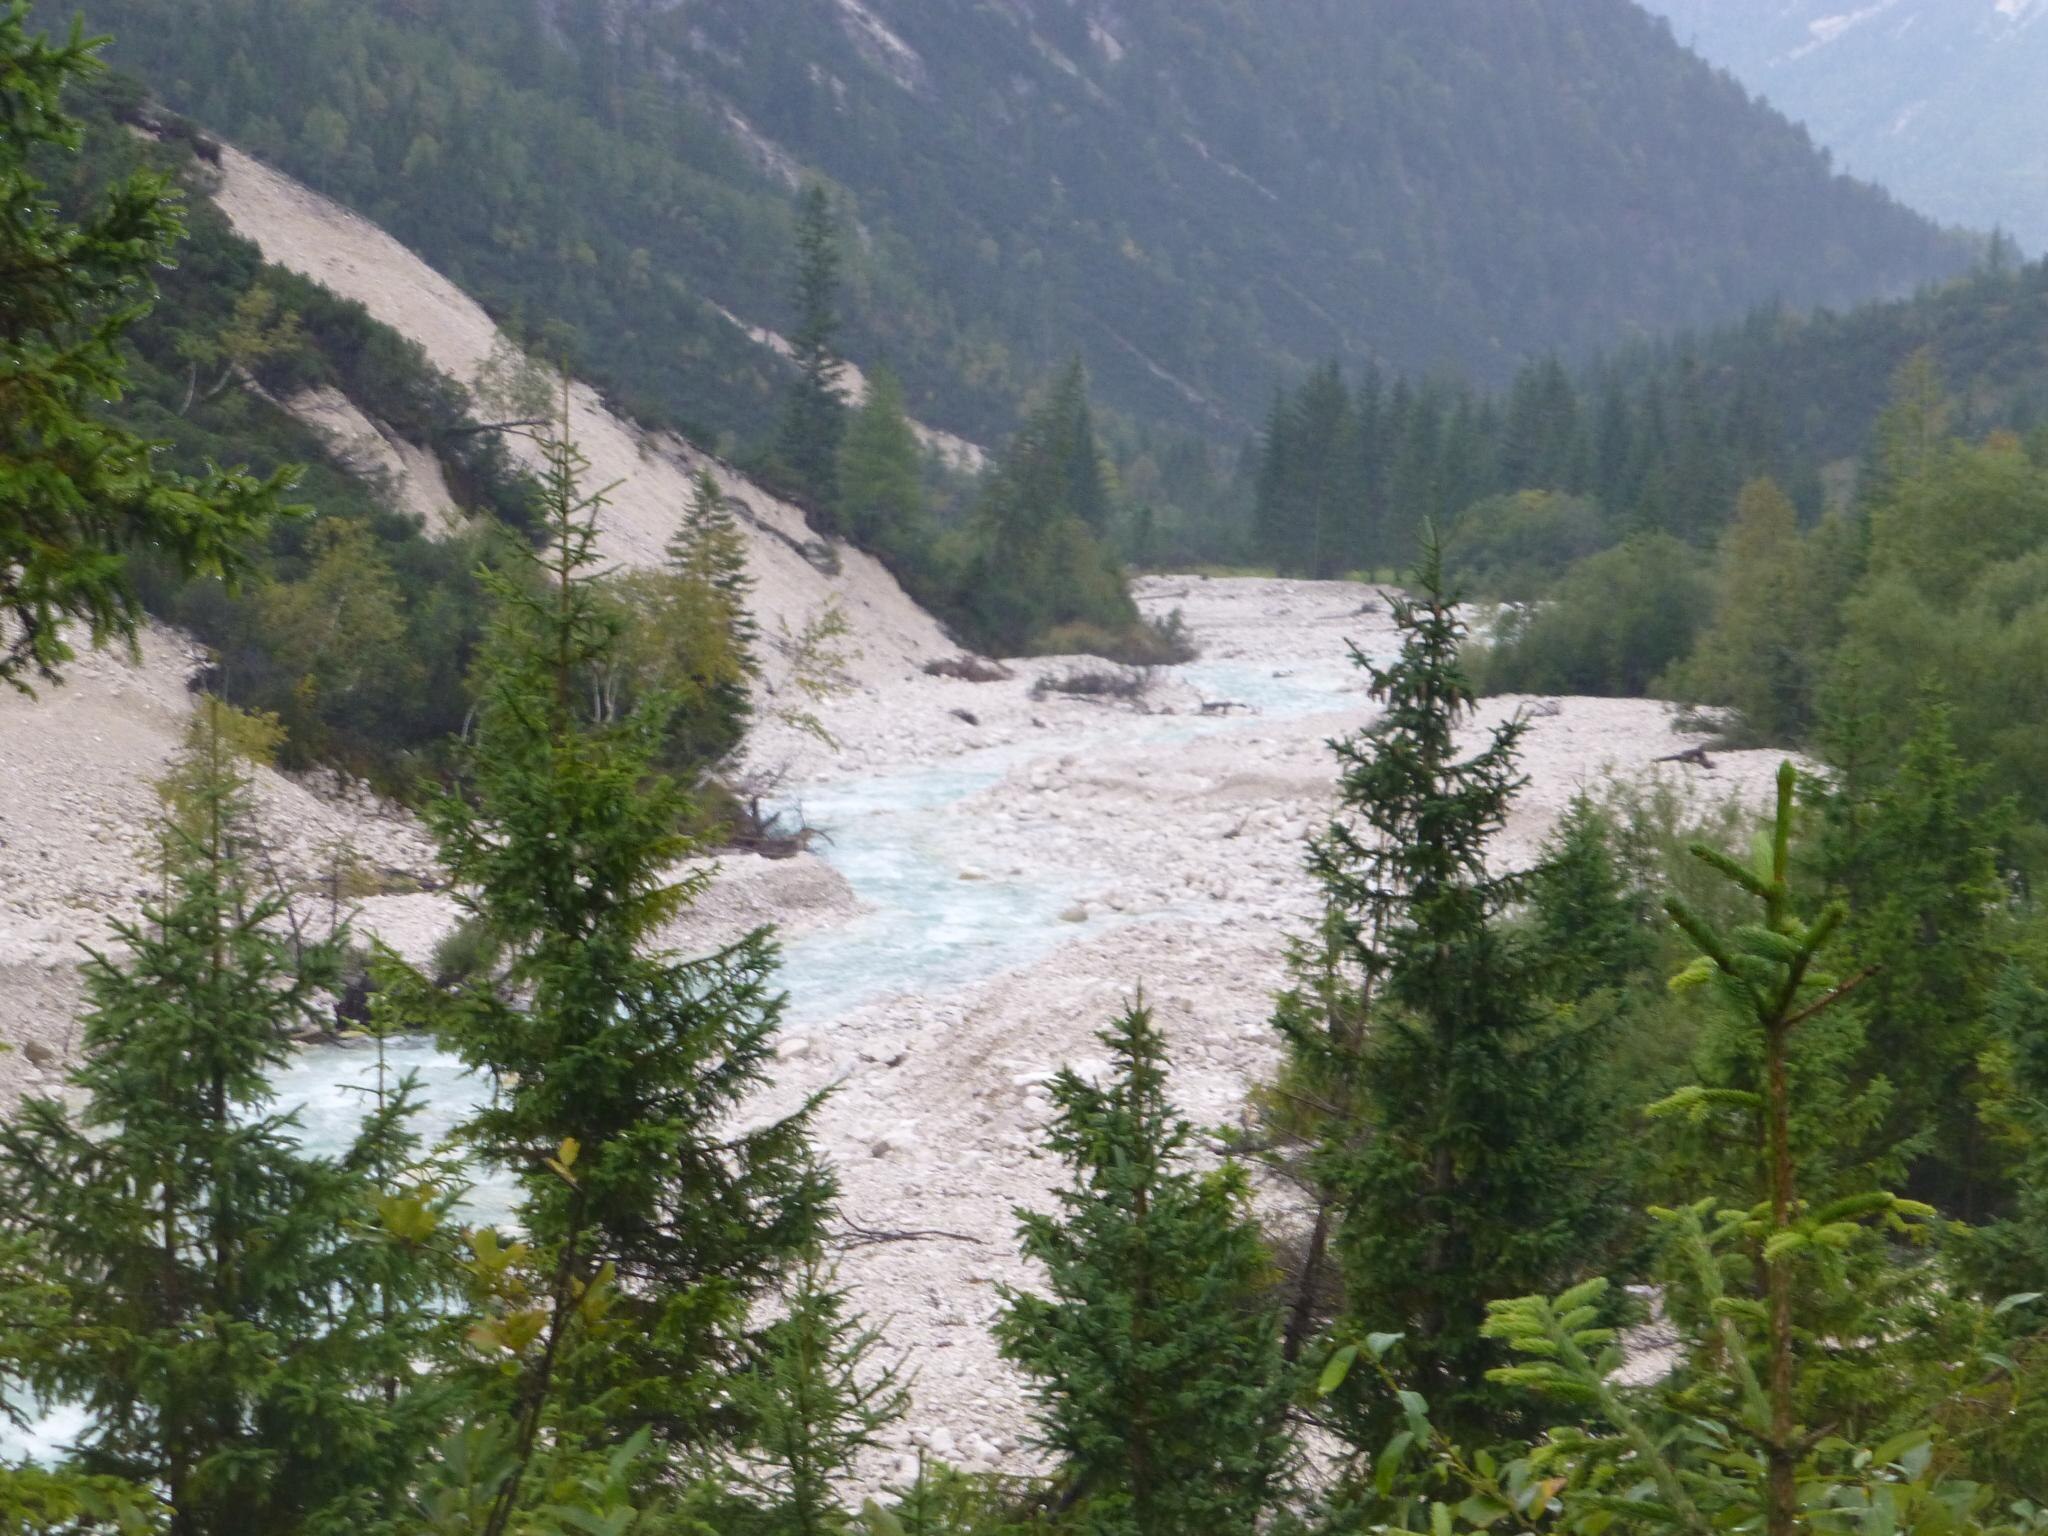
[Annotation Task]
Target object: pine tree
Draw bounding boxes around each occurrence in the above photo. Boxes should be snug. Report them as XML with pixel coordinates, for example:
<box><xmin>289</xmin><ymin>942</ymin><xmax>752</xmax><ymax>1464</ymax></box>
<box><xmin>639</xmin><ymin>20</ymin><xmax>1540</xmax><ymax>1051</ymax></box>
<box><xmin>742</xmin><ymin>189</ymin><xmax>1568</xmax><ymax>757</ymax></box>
<box><xmin>408</xmin><ymin>401</ymin><xmax>832</xmax><ymax>1465</ymax></box>
<box><xmin>997</xmin><ymin>1003</ymin><xmax>1292</xmax><ymax>1536</ymax></box>
<box><xmin>0</xmin><ymin>699</ymin><xmax>447</xmax><ymax>1536</ymax></box>
<box><xmin>1304</xmin><ymin>541</ymin><xmax>1618</xmax><ymax>1440</ymax></box>
<box><xmin>0</xmin><ymin>4</ymin><xmax>282</xmax><ymax>690</ymax></box>
<box><xmin>777</xmin><ymin>186</ymin><xmax>849</xmax><ymax>516</ymax></box>
<box><xmin>836</xmin><ymin>367</ymin><xmax>927</xmax><ymax>556</ymax></box>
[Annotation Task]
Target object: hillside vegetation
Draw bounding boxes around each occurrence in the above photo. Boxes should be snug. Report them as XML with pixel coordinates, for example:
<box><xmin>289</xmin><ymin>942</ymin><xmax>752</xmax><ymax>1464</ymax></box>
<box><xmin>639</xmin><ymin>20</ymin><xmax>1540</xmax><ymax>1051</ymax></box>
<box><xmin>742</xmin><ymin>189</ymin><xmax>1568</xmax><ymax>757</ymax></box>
<box><xmin>1646</xmin><ymin>0</ymin><xmax>2048</xmax><ymax>252</ymax></box>
<box><xmin>84</xmin><ymin>0</ymin><xmax>1970</xmax><ymax>447</ymax></box>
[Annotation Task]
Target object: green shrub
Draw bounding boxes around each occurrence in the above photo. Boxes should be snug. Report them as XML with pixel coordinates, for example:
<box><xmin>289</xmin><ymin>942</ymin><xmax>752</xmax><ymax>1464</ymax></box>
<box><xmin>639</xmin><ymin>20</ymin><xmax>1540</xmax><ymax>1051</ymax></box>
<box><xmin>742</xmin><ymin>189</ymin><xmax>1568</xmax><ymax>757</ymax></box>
<box><xmin>1472</xmin><ymin>534</ymin><xmax>1710</xmax><ymax>697</ymax></box>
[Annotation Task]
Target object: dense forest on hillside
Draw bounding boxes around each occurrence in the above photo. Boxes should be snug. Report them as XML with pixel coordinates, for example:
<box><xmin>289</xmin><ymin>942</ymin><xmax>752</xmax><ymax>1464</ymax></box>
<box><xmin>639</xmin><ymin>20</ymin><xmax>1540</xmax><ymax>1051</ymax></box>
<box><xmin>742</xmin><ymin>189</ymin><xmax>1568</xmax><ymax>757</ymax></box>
<box><xmin>1204</xmin><ymin>250</ymin><xmax>2048</xmax><ymax>577</ymax></box>
<box><xmin>80</xmin><ymin>0</ymin><xmax>1971</xmax><ymax>450</ymax></box>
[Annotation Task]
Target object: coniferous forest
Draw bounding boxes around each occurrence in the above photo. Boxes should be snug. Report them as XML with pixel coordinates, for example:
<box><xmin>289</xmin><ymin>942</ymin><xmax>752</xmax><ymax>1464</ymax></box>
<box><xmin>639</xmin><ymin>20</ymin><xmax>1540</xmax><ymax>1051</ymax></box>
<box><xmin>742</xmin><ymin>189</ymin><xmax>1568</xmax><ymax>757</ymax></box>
<box><xmin>5</xmin><ymin>1</ymin><xmax>2048</xmax><ymax>1533</ymax></box>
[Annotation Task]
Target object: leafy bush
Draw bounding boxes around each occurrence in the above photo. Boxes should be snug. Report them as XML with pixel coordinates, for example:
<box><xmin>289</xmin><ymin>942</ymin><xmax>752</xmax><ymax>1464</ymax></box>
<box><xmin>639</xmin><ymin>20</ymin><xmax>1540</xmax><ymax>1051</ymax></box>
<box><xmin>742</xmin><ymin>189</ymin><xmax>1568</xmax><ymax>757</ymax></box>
<box><xmin>1443</xmin><ymin>490</ymin><xmax>1614</xmax><ymax>601</ymax></box>
<box><xmin>1472</xmin><ymin>534</ymin><xmax>1710</xmax><ymax>698</ymax></box>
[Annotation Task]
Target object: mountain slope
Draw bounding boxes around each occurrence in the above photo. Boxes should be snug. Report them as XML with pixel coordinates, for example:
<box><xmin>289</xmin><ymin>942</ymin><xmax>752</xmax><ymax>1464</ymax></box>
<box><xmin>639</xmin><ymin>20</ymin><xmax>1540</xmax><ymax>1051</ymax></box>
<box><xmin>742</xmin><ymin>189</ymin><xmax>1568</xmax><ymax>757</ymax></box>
<box><xmin>94</xmin><ymin>0</ymin><xmax>1970</xmax><ymax>443</ymax></box>
<box><xmin>1644</xmin><ymin>0</ymin><xmax>2048</xmax><ymax>251</ymax></box>
<box><xmin>194</xmin><ymin>142</ymin><xmax>953</xmax><ymax>688</ymax></box>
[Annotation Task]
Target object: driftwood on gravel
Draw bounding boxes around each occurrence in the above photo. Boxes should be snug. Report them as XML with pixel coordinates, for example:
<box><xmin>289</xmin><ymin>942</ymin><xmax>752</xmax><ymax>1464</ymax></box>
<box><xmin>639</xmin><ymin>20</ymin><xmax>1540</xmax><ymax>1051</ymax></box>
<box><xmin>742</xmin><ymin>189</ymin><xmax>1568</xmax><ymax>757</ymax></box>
<box><xmin>834</xmin><ymin>1220</ymin><xmax>987</xmax><ymax>1250</ymax></box>
<box><xmin>1655</xmin><ymin>744</ymin><xmax>1715</xmax><ymax>769</ymax></box>
<box><xmin>1032</xmin><ymin>664</ymin><xmax>1154</xmax><ymax>702</ymax></box>
<box><xmin>924</xmin><ymin>655</ymin><xmax>1015</xmax><ymax>683</ymax></box>
<box><xmin>728</xmin><ymin>795</ymin><xmax>833</xmax><ymax>860</ymax></box>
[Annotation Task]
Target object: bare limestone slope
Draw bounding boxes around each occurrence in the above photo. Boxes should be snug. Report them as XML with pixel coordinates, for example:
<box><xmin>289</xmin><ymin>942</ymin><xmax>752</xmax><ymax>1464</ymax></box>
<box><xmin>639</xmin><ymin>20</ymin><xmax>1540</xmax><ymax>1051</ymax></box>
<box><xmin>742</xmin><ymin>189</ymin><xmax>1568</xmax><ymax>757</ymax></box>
<box><xmin>207</xmin><ymin>144</ymin><xmax>955</xmax><ymax>697</ymax></box>
<box><xmin>2</xmin><ymin>143</ymin><xmax>948</xmax><ymax>1100</ymax></box>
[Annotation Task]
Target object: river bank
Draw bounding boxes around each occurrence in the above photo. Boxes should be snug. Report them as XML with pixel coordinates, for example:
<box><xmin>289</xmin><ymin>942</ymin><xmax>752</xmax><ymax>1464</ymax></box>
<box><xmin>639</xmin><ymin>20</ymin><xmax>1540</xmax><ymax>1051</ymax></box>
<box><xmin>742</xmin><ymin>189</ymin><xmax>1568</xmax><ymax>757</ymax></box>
<box><xmin>0</xmin><ymin>574</ymin><xmax>1787</xmax><ymax>1477</ymax></box>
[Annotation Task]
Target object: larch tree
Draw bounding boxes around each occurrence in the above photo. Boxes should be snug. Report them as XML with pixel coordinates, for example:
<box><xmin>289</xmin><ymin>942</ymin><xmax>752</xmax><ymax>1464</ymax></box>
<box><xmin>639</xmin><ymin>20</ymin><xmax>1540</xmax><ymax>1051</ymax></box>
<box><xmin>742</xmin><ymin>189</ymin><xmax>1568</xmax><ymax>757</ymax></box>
<box><xmin>1669</xmin><ymin>478</ymin><xmax>1819</xmax><ymax>742</ymax></box>
<box><xmin>836</xmin><ymin>366</ymin><xmax>927</xmax><ymax>557</ymax></box>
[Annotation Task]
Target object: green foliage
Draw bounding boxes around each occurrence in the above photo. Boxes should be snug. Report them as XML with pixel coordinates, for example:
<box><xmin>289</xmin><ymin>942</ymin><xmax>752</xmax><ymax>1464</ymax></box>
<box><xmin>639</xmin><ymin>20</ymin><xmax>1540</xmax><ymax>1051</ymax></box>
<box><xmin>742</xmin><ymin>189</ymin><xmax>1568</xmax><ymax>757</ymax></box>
<box><xmin>996</xmin><ymin>1002</ymin><xmax>1293</xmax><ymax>1536</ymax></box>
<box><xmin>953</xmin><ymin>365</ymin><xmax>1137</xmax><ymax>656</ymax></box>
<box><xmin>1474</xmin><ymin>534</ymin><xmax>1711</xmax><ymax>698</ymax></box>
<box><xmin>776</xmin><ymin>188</ymin><xmax>849</xmax><ymax>516</ymax></box>
<box><xmin>0</xmin><ymin>699</ymin><xmax>452</xmax><ymax>1535</ymax></box>
<box><xmin>590</xmin><ymin>468</ymin><xmax>761</xmax><ymax>775</ymax></box>
<box><xmin>1825</xmin><ymin>434</ymin><xmax>2048</xmax><ymax>841</ymax></box>
<box><xmin>836</xmin><ymin>369</ymin><xmax>928</xmax><ymax>559</ymax></box>
<box><xmin>1965</xmin><ymin>965</ymin><xmax>2048</xmax><ymax>1300</ymax></box>
<box><xmin>1288</xmin><ymin>545</ymin><xmax>1623</xmax><ymax>1441</ymax></box>
<box><xmin>395</xmin><ymin>408</ymin><xmax>832</xmax><ymax>1468</ymax></box>
<box><xmin>1315</xmin><ymin>766</ymin><xmax>2048</xmax><ymax>1536</ymax></box>
<box><xmin>18</xmin><ymin>65</ymin><xmax>544</xmax><ymax>790</ymax></box>
<box><xmin>0</xmin><ymin>2</ymin><xmax>283</xmax><ymax>690</ymax></box>
<box><xmin>1666</xmin><ymin>479</ymin><xmax>1844</xmax><ymax>742</ymax></box>
<box><xmin>1442</xmin><ymin>492</ymin><xmax>1611</xmax><ymax>604</ymax></box>
<box><xmin>1819</xmin><ymin>699</ymin><xmax>2018</xmax><ymax>1212</ymax></box>
<box><xmin>707</xmin><ymin>1259</ymin><xmax>907</xmax><ymax>1536</ymax></box>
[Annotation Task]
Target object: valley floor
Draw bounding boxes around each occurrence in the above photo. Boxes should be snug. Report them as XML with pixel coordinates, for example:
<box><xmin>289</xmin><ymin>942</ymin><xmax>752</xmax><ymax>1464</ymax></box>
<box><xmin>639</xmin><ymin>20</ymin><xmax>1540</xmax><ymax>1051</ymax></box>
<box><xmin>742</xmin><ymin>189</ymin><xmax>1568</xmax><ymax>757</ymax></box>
<box><xmin>0</xmin><ymin>575</ymin><xmax>1787</xmax><ymax>1476</ymax></box>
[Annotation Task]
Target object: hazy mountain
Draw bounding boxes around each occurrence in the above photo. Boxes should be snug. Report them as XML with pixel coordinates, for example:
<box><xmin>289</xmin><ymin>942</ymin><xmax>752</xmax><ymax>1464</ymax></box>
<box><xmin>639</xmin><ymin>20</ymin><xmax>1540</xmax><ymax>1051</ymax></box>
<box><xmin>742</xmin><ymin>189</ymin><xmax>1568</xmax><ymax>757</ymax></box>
<box><xmin>93</xmin><ymin>0</ymin><xmax>1971</xmax><ymax>442</ymax></box>
<box><xmin>1645</xmin><ymin>0</ymin><xmax>2048</xmax><ymax>251</ymax></box>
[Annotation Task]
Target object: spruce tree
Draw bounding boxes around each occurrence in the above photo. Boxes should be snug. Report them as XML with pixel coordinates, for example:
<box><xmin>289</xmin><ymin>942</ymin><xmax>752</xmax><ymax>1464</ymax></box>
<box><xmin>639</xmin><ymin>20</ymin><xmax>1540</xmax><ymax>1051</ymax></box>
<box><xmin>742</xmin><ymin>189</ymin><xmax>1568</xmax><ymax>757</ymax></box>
<box><xmin>0</xmin><ymin>4</ymin><xmax>281</xmax><ymax>690</ymax></box>
<box><xmin>1526</xmin><ymin>793</ymin><xmax>1655</xmax><ymax>1002</ymax></box>
<box><xmin>0</xmin><ymin>1237</ymin><xmax>158</xmax><ymax>1532</ymax></box>
<box><xmin>1969</xmin><ymin>964</ymin><xmax>2048</xmax><ymax>1298</ymax></box>
<box><xmin>997</xmin><ymin>1003</ymin><xmax>1292</xmax><ymax>1536</ymax></box>
<box><xmin>777</xmin><ymin>185</ymin><xmax>849</xmax><ymax>515</ymax></box>
<box><xmin>1320</xmin><ymin>768</ymin><xmax>2031</xmax><ymax>1536</ymax></box>
<box><xmin>965</xmin><ymin>366</ymin><xmax>1134</xmax><ymax>653</ymax></box>
<box><xmin>707</xmin><ymin>1258</ymin><xmax>908</xmax><ymax>1536</ymax></box>
<box><xmin>0</xmin><ymin>699</ymin><xmax>446</xmax><ymax>1536</ymax></box>
<box><xmin>1301</xmin><ymin>541</ymin><xmax>1617</xmax><ymax>1440</ymax></box>
<box><xmin>1824</xmin><ymin>699</ymin><xmax>2013</xmax><ymax>1213</ymax></box>
<box><xmin>410</xmin><ymin>404</ymin><xmax>832</xmax><ymax>1465</ymax></box>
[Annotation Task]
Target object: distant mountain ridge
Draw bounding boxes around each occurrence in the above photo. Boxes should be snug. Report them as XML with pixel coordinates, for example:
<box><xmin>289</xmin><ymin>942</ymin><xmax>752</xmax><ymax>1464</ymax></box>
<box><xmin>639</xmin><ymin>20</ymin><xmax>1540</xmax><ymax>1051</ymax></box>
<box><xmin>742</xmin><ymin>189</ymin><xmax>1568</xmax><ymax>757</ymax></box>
<box><xmin>1643</xmin><ymin>0</ymin><xmax>2048</xmax><ymax>251</ymax></box>
<box><xmin>96</xmin><ymin>0</ymin><xmax>1973</xmax><ymax>444</ymax></box>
